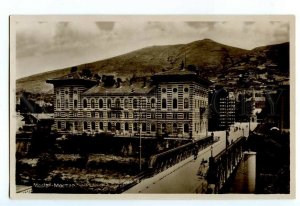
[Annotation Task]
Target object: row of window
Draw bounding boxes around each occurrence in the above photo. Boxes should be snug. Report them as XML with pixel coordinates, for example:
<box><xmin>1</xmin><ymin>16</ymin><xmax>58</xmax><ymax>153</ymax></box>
<box><xmin>56</xmin><ymin>98</ymin><xmax>190</xmax><ymax>109</ymax></box>
<box><xmin>57</xmin><ymin>121</ymin><xmax>191</xmax><ymax>133</ymax></box>
<box><xmin>55</xmin><ymin>111</ymin><xmax>190</xmax><ymax>119</ymax></box>
<box><xmin>161</xmin><ymin>87</ymin><xmax>189</xmax><ymax>93</ymax></box>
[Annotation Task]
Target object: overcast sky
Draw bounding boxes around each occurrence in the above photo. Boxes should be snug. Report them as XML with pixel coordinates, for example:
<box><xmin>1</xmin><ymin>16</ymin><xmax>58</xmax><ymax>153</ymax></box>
<box><xmin>15</xmin><ymin>19</ymin><xmax>290</xmax><ymax>79</ymax></box>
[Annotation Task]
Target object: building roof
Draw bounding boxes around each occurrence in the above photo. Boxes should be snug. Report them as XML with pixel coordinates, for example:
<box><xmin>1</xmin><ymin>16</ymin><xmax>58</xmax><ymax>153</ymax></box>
<box><xmin>83</xmin><ymin>81</ymin><xmax>155</xmax><ymax>96</ymax></box>
<box><xmin>152</xmin><ymin>67</ymin><xmax>211</xmax><ymax>86</ymax></box>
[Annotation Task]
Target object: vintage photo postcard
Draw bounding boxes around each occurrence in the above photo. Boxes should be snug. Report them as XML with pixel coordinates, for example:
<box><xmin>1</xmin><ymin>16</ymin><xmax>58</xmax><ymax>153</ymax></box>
<box><xmin>9</xmin><ymin>15</ymin><xmax>295</xmax><ymax>199</ymax></box>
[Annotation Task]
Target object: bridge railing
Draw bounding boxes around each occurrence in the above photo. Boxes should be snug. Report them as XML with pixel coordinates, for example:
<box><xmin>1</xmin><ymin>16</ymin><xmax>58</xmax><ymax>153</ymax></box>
<box><xmin>148</xmin><ymin>136</ymin><xmax>214</xmax><ymax>174</ymax></box>
<box><xmin>207</xmin><ymin>136</ymin><xmax>246</xmax><ymax>193</ymax></box>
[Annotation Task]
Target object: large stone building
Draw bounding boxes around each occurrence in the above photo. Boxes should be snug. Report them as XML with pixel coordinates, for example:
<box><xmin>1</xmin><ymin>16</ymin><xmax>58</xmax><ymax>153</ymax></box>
<box><xmin>46</xmin><ymin>67</ymin><xmax>211</xmax><ymax>139</ymax></box>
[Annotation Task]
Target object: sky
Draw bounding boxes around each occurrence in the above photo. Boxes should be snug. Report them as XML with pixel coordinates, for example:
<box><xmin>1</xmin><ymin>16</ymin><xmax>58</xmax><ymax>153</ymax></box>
<box><xmin>14</xmin><ymin>19</ymin><xmax>290</xmax><ymax>79</ymax></box>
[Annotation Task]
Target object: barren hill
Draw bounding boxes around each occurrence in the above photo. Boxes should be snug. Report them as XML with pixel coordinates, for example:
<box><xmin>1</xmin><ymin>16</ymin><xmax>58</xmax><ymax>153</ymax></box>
<box><xmin>16</xmin><ymin>39</ymin><xmax>289</xmax><ymax>93</ymax></box>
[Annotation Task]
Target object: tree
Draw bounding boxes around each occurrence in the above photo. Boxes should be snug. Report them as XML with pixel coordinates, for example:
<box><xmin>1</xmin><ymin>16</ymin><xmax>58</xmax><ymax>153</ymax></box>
<box><xmin>80</xmin><ymin>68</ymin><xmax>93</xmax><ymax>78</ymax></box>
<box><xmin>70</xmin><ymin>66</ymin><xmax>78</xmax><ymax>73</ymax></box>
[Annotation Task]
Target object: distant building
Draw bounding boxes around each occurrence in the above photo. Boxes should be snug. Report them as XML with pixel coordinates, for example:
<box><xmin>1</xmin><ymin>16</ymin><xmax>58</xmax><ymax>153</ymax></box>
<box><xmin>46</xmin><ymin>67</ymin><xmax>211</xmax><ymax>139</ymax></box>
<box><xmin>208</xmin><ymin>88</ymin><xmax>235</xmax><ymax>131</ymax></box>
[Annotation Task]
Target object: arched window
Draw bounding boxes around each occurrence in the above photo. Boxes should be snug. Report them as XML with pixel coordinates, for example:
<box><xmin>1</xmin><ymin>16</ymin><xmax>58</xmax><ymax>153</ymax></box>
<box><xmin>141</xmin><ymin>98</ymin><xmax>146</xmax><ymax>109</ymax></box>
<box><xmin>173</xmin><ymin>98</ymin><xmax>177</xmax><ymax>109</ymax></box>
<box><xmin>173</xmin><ymin>123</ymin><xmax>178</xmax><ymax>133</ymax></box>
<box><xmin>133</xmin><ymin>123</ymin><xmax>138</xmax><ymax>131</ymax></box>
<box><xmin>142</xmin><ymin>123</ymin><xmax>146</xmax><ymax>131</ymax></box>
<box><xmin>57</xmin><ymin>121</ymin><xmax>61</xmax><ymax>129</ymax></box>
<box><xmin>83</xmin><ymin>99</ymin><xmax>88</xmax><ymax>108</ymax></box>
<box><xmin>125</xmin><ymin>122</ymin><xmax>129</xmax><ymax>131</ymax></box>
<box><xmin>162</xmin><ymin>98</ymin><xmax>167</xmax><ymax>109</ymax></box>
<box><xmin>151</xmin><ymin>98</ymin><xmax>156</xmax><ymax>108</ymax></box>
<box><xmin>133</xmin><ymin>99</ymin><xmax>138</xmax><ymax>109</ymax></box>
<box><xmin>91</xmin><ymin>99</ymin><xmax>95</xmax><ymax>108</ymax></box>
<box><xmin>116</xmin><ymin>122</ymin><xmax>121</xmax><ymax>130</ymax></box>
<box><xmin>108</xmin><ymin>122</ymin><xmax>112</xmax><ymax>131</ymax></box>
<box><xmin>84</xmin><ymin>121</ymin><xmax>88</xmax><ymax>130</ymax></box>
<box><xmin>115</xmin><ymin>98</ymin><xmax>120</xmax><ymax>108</ymax></box>
<box><xmin>162</xmin><ymin>123</ymin><xmax>166</xmax><ymax>133</ymax></box>
<box><xmin>99</xmin><ymin>122</ymin><xmax>103</xmax><ymax>130</ymax></box>
<box><xmin>107</xmin><ymin>99</ymin><xmax>111</xmax><ymax>108</ymax></box>
<box><xmin>65</xmin><ymin>99</ymin><xmax>69</xmax><ymax>108</ymax></box>
<box><xmin>184</xmin><ymin>98</ymin><xmax>189</xmax><ymax>109</ymax></box>
<box><xmin>99</xmin><ymin>99</ymin><xmax>103</xmax><ymax>108</ymax></box>
<box><xmin>74</xmin><ymin>122</ymin><xmax>78</xmax><ymax>130</ymax></box>
<box><xmin>74</xmin><ymin>99</ymin><xmax>77</xmax><ymax>108</ymax></box>
<box><xmin>91</xmin><ymin>122</ymin><xmax>95</xmax><ymax>130</ymax></box>
<box><xmin>151</xmin><ymin>123</ymin><xmax>156</xmax><ymax>132</ymax></box>
<box><xmin>124</xmin><ymin>99</ymin><xmax>129</xmax><ymax>109</ymax></box>
<box><xmin>57</xmin><ymin>99</ymin><xmax>60</xmax><ymax>108</ymax></box>
<box><xmin>184</xmin><ymin>124</ymin><xmax>189</xmax><ymax>133</ymax></box>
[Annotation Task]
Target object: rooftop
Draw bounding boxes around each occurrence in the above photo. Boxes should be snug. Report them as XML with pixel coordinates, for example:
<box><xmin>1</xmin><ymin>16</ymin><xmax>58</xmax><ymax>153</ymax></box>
<box><xmin>83</xmin><ymin>81</ymin><xmax>155</xmax><ymax>96</ymax></box>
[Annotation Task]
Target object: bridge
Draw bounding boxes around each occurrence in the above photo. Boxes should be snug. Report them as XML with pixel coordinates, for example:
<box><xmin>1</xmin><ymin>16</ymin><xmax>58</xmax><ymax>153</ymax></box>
<box><xmin>125</xmin><ymin>122</ymin><xmax>257</xmax><ymax>194</ymax></box>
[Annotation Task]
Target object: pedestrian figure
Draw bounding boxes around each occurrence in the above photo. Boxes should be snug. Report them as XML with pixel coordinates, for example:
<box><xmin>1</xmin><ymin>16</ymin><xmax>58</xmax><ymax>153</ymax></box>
<box><xmin>193</xmin><ymin>144</ymin><xmax>199</xmax><ymax>160</ymax></box>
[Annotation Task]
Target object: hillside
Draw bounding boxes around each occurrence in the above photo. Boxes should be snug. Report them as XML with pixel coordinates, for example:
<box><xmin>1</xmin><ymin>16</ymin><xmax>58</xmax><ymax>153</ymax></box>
<box><xmin>16</xmin><ymin>39</ymin><xmax>289</xmax><ymax>93</ymax></box>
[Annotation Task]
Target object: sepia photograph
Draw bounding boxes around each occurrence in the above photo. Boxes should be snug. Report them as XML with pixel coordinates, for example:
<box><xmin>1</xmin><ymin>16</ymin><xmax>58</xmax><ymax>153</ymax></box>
<box><xmin>9</xmin><ymin>15</ymin><xmax>295</xmax><ymax>199</ymax></box>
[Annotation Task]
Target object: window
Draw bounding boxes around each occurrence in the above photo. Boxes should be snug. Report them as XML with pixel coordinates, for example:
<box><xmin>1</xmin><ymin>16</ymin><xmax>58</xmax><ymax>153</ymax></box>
<box><xmin>99</xmin><ymin>99</ymin><xmax>103</xmax><ymax>108</ymax></box>
<box><xmin>142</xmin><ymin>123</ymin><xmax>146</xmax><ymax>131</ymax></box>
<box><xmin>91</xmin><ymin>112</ymin><xmax>95</xmax><ymax>117</ymax></box>
<box><xmin>107</xmin><ymin>99</ymin><xmax>111</xmax><ymax>108</ymax></box>
<box><xmin>124</xmin><ymin>112</ymin><xmax>129</xmax><ymax>118</ymax></box>
<box><xmin>115</xmin><ymin>98</ymin><xmax>120</xmax><ymax>108</ymax></box>
<box><xmin>173</xmin><ymin>88</ymin><xmax>177</xmax><ymax>93</ymax></box>
<box><xmin>173</xmin><ymin>98</ymin><xmax>177</xmax><ymax>109</ymax></box>
<box><xmin>151</xmin><ymin>124</ymin><xmax>156</xmax><ymax>132</ymax></box>
<box><xmin>84</xmin><ymin>122</ymin><xmax>88</xmax><ymax>130</ymax></box>
<box><xmin>65</xmin><ymin>90</ymin><xmax>68</xmax><ymax>95</ymax></box>
<box><xmin>91</xmin><ymin>122</ymin><xmax>96</xmax><ymax>130</ymax></box>
<box><xmin>162</xmin><ymin>123</ymin><xmax>166</xmax><ymax>133</ymax></box>
<box><xmin>151</xmin><ymin>113</ymin><xmax>156</xmax><ymax>119</ymax></box>
<box><xmin>184</xmin><ymin>113</ymin><xmax>189</xmax><ymax>119</ymax></box>
<box><xmin>108</xmin><ymin>122</ymin><xmax>112</xmax><ymax>131</ymax></box>
<box><xmin>184</xmin><ymin>98</ymin><xmax>189</xmax><ymax>109</ymax></box>
<box><xmin>91</xmin><ymin>99</ymin><xmax>95</xmax><ymax>108</ymax></box>
<box><xmin>142</xmin><ymin>113</ymin><xmax>146</xmax><ymax>118</ymax></box>
<box><xmin>162</xmin><ymin>113</ymin><xmax>167</xmax><ymax>119</ymax></box>
<box><xmin>99</xmin><ymin>112</ymin><xmax>103</xmax><ymax>118</ymax></box>
<box><xmin>173</xmin><ymin>113</ymin><xmax>178</xmax><ymax>119</ymax></box>
<box><xmin>74</xmin><ymin>99</ymin><xmax>77</xmax><ymax>108</ymax></box>
<box><xmin>162</xmin><ymin>88</ymin><xmax>166</xmax><ymax>93</ymax></box>
<box><xmin>57</xmin><ymin>99</ymin><xmax>60</xmax><ymax>108</ymax></box>
<box><xmin>184</xmin><ymin>87</ymin><xmax>189</xmax><ymax>93</ymax></box>
<box><xmin>73</xmin><ymin>90</ymin><xmax>77</xmax><ymax>95</ymax></box>
<box><xmin>107</xmin><ymin>112</ymin><xmax>111</xmax><ymax>118</ymax></box>
<box><xmin>116</xmin><ymin>122</ymin><xmax>121</xmax><ymax>130</ymax></box>
<box><xmin>173</xmin><ymin>123</ymin><xmax>178</xmax><ymax>133</ymax></box>
<box><xmin>184</xmin><ymin>124</ymin><xmax>189</xmax><ymax>133</ymax></box>
<box><xmin>116</xmin><ymin>113</ymin><xmax>121</xmax><ymax>118</ymax></box>
<box><xmin>124</xmin><ymin>99</ymin><xmax>129</xmax><ymax>109</ymax></box>
<box><xmin>151</xmin><ymin>98</ymin><xmax>156</xmax><ymax>108</ymax></box>
<box><xmin>57</xmin><ymin>121</ymin><xmax>61</xmax><ymax>129</ymax></box>
<box><xmin>133</xmin><ymin>99</ymin><xmax>138</xmax><ymax>109</ymax></box>
<box><xmin>133</xmin><ymin>123</ymin><xmax>138</xmax><ymax>131</ymax></box>
<box><xmin>133</xmin><ymin>112</ymin><xmax>138</xmax><ymax>119</ymax></box>
<box><xmin>74</xmin><ymin>122</ymin><xmax>78</xmax><ymax>130</ymax></box>
<box><xmin>83</xmin><ymin>99</ymin><xmax>88</xmax><ymax>108</ymax></box>
<box><xmin>162</xmin><ymin>98</ymin><xmax>167</xmax><ymax>109</ymax></box>
<box><xmin>99</xmin><ymin>122</ymin><xmax>103</xmax><ymax>130</ymax></box>
<box><xmin>125</xmin><ymin>122</ymin><xmax>129</xmax><ymax>131</ymax></box>
<box><xmin>65</xmin><ymin>99</ymin><xmax>69</xmax><ymax>108</ymax></box>
<box><xmin>56</xmin><ymin>90</ymin><xmax>59</xmax><ymax>95</ymax></box>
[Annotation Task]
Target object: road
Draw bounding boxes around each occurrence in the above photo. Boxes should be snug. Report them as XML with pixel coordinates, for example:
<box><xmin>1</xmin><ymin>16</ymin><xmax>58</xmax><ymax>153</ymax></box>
<box><xmin>125</xmin><ymin>122</ymin><xmax>257</xmax><ymax>194</ymax></box>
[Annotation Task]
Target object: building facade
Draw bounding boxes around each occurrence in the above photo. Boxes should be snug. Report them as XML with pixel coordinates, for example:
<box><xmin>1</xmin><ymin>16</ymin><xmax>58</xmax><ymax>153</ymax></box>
<box><xmin>47</xmin><ymin>68</ymin><xmax>210</xmax><ymax>139</ymax></box>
